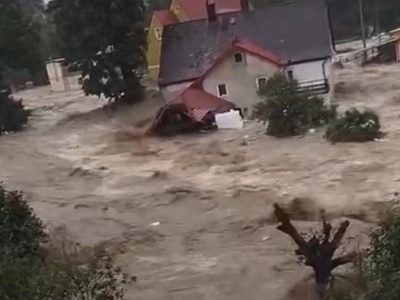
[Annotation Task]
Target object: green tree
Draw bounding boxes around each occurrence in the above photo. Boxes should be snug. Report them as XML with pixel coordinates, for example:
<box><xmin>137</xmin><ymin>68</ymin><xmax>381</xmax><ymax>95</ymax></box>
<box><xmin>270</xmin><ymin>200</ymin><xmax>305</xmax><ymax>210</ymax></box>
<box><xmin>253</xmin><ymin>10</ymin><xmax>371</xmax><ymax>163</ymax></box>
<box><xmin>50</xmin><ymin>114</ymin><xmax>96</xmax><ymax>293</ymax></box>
<box><xmin>0</xmin><ymin>0</ymin><xmax>44</xmax><ymax>80</ymax></box>
<box><xmin>47</xmin><ymin>0</ymin><xmax>147</xmax><ymax>104</ymax></box>
<box><xmin>253</xmin><ymin>74</ymin><xmax>335</xmax><ymax>137</ymax></box>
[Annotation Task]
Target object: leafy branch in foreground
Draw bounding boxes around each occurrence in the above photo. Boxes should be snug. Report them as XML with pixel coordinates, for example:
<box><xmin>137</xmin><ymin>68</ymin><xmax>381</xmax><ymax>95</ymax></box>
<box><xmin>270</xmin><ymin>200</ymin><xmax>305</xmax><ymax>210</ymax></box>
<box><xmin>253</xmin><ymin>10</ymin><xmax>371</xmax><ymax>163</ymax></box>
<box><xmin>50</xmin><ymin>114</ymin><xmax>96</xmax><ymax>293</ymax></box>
<box><xmin>0</xmin><ymin>183</ymin><xmax>46</xmax><ymax>259</ymax></box>
<box><xmin>363</xmin><ymin>212</ymin><xmax>400</xmax><ymax>300</ymax></box>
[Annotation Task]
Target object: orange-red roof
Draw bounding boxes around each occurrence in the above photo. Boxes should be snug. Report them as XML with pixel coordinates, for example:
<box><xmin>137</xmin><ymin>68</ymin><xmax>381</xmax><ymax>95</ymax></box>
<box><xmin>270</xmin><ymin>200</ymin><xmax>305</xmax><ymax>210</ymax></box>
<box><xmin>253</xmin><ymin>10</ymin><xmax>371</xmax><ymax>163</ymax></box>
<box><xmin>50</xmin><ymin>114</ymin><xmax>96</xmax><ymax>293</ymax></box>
<box><xmin>174</xmin><ymin>87</ymin><xmax>235</xmax><ymax>112</ymax></box>
<box><xmin>153</xmin><ymin>9</ymin><xmax>179</xmax><ymax>26</ymax></box>
<box><xmin>235</xmin><ymin>40</ymin><xmax>284</xmax><ymax>65</ymax></box>
<box><xmin>176</xmin><ymin>0</ymin><xmax>243</xmax><ymax>20</ymax></box>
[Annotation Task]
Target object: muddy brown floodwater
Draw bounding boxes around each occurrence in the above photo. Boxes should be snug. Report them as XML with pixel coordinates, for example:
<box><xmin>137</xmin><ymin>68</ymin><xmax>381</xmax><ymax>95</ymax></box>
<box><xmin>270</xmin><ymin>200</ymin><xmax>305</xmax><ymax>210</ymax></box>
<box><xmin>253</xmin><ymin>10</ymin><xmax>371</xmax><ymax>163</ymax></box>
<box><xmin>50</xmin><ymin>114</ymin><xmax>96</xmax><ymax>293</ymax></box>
<box><xmin>1</xmin><ymin>65</ymin><xmax>400</xmax><ymax>299</ymax></box>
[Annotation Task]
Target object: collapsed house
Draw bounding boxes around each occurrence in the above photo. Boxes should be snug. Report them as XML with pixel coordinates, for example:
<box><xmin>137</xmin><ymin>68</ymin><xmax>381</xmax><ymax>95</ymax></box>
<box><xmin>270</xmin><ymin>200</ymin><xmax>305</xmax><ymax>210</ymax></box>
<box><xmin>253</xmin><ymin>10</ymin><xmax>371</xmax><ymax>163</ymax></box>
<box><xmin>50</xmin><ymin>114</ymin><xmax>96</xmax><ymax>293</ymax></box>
<box><xmin>151</xmin><ymin>87</ymin><xmax>235</xmax><ymax>136</ymax></box>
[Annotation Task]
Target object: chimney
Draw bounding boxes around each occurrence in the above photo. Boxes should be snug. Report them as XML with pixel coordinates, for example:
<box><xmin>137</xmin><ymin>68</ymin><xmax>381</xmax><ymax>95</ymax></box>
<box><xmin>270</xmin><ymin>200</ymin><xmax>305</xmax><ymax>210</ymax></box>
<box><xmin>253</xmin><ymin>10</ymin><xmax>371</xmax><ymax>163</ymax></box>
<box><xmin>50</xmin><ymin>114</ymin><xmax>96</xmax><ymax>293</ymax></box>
<box><xmin>240</xmin><ymin>0</ymin><xmax>249</xmax><ymax>11</ymax></box>
<box><xmin>206</xmin><ymin>0</ymin><xmax>217</xmax><ymax>22</ymax></box>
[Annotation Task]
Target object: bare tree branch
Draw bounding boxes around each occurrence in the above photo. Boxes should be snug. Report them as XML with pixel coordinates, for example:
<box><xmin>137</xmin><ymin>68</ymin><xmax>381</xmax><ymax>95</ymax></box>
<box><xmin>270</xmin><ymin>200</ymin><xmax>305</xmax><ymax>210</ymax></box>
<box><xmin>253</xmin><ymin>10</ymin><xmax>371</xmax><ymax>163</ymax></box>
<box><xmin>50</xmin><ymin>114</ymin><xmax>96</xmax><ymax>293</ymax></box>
<box><xmin>274</xmin><ymin>204</ymin><xmax>307</xmax><ymax>249</ymax></box>
<box><xmin>330</xmin><ymin>252</ymin><xmax>357</xmax><ymax>271</ymax></box>
<box><xmin>321</xmin><ymin>210</ymin><xmax>332</xmax><ymax>245</ymax></box>
<box><xmin>274</xmin><ymin>203</ymin><xmax>353</xmax><ymax>298</ymax></box>
<box><xmin>330</xmin><ymin>220</ymin><xmax>350</xmax><ymax>251</ymax></box>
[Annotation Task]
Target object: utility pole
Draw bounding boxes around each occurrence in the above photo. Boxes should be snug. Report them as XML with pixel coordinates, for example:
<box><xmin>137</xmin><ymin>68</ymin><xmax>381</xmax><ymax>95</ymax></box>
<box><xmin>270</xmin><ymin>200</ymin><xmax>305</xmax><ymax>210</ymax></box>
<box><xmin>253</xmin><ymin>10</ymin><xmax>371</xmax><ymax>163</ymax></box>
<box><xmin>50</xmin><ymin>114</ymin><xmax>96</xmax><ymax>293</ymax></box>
<box><xmin>358</xmin><ymin>0</ymin><xmax>367</xmax><ymax>50</ymax></box>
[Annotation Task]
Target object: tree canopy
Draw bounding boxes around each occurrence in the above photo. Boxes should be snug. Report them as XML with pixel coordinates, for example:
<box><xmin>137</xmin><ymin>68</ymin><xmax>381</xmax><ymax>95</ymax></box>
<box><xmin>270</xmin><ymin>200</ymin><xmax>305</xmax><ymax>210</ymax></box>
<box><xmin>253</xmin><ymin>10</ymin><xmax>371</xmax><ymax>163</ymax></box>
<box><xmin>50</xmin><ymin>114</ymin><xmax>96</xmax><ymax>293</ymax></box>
<box><xmin>47</xmin><ymin>0</ymin><xmax>147</xmax><ymax>104</ymax></box>
<box><xmin>0</xmin><ymin>0</ymin><xmax>43</xmax><ymax>79</ymax></box>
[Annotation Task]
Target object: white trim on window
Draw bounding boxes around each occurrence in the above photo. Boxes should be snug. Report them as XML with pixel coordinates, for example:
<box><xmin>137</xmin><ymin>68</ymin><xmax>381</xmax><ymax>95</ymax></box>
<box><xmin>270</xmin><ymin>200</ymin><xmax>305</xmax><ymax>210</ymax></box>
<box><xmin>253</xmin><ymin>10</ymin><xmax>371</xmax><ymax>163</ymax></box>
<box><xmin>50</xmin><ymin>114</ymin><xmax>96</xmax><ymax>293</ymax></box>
<box><xmin>217</xmin><ymin>83</ymin><xmax>228</xmax><ymax>97</ymax></box>
<box><xmin>256</xmin><ymin>76</ymin><xmax>267</xmax><ymax>90</ymax></box>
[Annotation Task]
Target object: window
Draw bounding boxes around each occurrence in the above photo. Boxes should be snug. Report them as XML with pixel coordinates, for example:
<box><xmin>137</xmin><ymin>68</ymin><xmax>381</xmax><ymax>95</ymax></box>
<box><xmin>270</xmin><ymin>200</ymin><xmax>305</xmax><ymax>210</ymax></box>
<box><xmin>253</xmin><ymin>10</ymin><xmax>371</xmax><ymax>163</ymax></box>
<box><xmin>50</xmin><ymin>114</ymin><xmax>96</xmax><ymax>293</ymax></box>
<box><xmin>154</xmin><ymin>28</ymin><xmax>162</xmax><ymax>40</ymax></box>
<box><xmin>234</xmin><ymin>52</ymin><xmax>243</xmax><ymax>63</ymax></box>
<box><xmin>288</xmin><ymin>70</ymin><xmax>294</xmax><ymax>81</ymax></box>
<box><xmin>217</xmin><ymin>84</ymin><xmax>228</xmax><ymax>97</ymax></box>
<box><xmin>256</xmin><ymin>77</ymin><xmax>267</xmax><ymax>90</ymax></box>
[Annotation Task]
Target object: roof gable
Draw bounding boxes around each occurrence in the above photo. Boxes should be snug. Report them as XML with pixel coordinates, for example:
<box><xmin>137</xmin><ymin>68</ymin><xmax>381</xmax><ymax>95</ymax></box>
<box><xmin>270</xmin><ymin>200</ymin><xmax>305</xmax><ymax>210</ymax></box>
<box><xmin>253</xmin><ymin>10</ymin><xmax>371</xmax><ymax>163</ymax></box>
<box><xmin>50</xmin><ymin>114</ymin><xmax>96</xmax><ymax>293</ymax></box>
<box><xmin>176</xmin><ymin>0</ymin><xmax>243</xmax><ymax>20</ymax></box>
<box><xmin>191</xmin><ymin>39</ymin><xmax>284</xmax><ymax>88</ymax></box>
<box><xmin>159</xmin><ymin>0</ymin><xmax>333</xmax><ymax>86</ymax></box>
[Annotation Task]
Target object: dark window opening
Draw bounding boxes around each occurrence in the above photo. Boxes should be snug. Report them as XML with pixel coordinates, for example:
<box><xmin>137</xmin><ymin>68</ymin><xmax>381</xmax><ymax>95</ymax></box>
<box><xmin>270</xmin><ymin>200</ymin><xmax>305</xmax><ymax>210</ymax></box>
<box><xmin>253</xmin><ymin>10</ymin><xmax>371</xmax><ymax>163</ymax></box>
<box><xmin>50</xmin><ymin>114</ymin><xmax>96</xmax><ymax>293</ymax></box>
<box><xmin>217</xmin><ymin>84</ymin><xmax>228</xmax><ymax>97</ymax></box>
<box><xmin>234</xmin><ymin>52</ymin><xmax>243</xmax><ymax>63</ymax></box>
<box><xmin>257</xmin><ymin>77</ymin><xmax>267</xmax><ymax>90</ymax></box>
<box><xmin>288</xmin><ymin>70</ymin><xmax>294</xmax><ymax>81</ymax></box>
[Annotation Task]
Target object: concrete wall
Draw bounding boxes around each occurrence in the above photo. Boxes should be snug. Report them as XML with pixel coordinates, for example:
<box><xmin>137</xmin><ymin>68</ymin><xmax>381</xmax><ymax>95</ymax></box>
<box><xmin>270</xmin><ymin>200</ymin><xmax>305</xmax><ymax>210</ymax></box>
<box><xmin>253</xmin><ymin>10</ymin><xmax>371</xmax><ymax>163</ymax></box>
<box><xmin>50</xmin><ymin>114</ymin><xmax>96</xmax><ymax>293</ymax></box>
<box><xmin>202</xmin><ymin>52</ymin><xmax>280</xmax><ymax>111</ymax></box>
<box><xmin>161</xmin><ymin>80</ymin><xmax>194</xmax><ymax>103</ymax></box>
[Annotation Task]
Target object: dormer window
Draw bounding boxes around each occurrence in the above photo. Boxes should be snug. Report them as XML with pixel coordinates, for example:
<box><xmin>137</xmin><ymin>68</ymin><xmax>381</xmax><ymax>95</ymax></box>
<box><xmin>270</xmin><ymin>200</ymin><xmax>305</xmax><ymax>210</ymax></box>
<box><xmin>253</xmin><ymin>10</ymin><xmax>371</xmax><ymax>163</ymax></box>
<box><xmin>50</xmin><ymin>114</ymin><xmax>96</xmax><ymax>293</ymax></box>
<box><xmin>234</xmin><ymin>52</ymin><xmax>243</xmax><ymax>63</ymax></box>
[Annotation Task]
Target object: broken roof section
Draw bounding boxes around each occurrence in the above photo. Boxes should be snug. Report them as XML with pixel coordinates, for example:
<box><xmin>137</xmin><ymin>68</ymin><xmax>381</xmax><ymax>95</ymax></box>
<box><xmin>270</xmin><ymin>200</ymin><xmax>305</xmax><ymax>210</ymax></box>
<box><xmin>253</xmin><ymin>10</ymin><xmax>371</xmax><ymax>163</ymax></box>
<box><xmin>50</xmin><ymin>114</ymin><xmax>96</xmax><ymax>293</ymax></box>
<box><xmin>173</xmin><ymin>87</ymin><xmax>235</xmax><ymax>112</ymax></box>
<box><xmin>153</xmin><ymin>9</ymin><xmax>179</xmax><ymax>26</ymax></box>
<box><xmin>159</xmin><ymin>0</ymin><xmax>333</xmax><ymax>86</ymax></box>
<box><xmin>176</xmin><ymin>0</ymin><xmax>243</xmax><ymax>21</ymax></box>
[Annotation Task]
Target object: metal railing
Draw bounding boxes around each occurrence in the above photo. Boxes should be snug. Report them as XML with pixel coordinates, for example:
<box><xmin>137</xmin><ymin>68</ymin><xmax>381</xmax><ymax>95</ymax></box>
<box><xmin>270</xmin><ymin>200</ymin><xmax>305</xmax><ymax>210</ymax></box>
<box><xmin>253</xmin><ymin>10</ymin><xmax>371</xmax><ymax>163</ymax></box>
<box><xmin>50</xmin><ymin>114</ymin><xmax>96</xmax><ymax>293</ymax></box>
<box><xmin>296</xmin><ymin>79</ymin><xmax>329</xmax><ymax>95</ymax></box>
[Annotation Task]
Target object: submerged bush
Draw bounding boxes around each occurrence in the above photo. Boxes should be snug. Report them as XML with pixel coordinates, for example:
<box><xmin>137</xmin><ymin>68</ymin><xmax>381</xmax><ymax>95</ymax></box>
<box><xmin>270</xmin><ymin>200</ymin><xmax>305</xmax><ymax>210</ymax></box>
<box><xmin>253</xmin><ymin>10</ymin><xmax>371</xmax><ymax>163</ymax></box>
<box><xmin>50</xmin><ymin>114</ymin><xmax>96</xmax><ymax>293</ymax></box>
<box><xmin>253</xmin><ymin>74</ymin><xmax>335</xmax><ymax>137</ymax></box>
<box><xmin>325</xmin><ymin>109</ymin><xmax>382</xmax><ymax>143</ymax></box>
<box><xmin>0</xmin><ymin>88</ymin><xmax>30</xmax><ymax>135</ymax></box>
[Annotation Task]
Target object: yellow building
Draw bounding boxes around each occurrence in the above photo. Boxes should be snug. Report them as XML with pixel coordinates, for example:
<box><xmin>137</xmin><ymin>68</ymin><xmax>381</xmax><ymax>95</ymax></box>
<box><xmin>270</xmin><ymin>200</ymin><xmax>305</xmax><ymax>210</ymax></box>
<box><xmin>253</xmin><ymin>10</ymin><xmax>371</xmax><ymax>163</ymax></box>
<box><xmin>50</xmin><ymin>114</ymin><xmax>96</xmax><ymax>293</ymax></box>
<box><xmin>146</xmin><ymin>0</ymin><xmax>246</xmax><ymax>82</ymax></box>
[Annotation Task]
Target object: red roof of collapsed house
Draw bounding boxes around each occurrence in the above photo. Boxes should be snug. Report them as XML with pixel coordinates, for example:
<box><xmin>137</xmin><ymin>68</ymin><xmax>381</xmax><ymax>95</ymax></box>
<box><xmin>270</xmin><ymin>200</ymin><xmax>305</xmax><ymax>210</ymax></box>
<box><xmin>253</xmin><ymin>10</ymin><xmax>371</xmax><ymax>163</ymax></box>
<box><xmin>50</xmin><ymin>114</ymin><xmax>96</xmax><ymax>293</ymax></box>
<box><xmin>150</xmin><ymin>88</ymin><xmax>235</xmax><ymax>132</ymax></box>
<box><xmin>174</xmin><ymin>87</ymin><xmax>235</xmax><ymax>111</ymax></box>
<box><xmin>153</xmin><ymin>9</ymin><xmax>179</xmax><ymax>26</ymax></box>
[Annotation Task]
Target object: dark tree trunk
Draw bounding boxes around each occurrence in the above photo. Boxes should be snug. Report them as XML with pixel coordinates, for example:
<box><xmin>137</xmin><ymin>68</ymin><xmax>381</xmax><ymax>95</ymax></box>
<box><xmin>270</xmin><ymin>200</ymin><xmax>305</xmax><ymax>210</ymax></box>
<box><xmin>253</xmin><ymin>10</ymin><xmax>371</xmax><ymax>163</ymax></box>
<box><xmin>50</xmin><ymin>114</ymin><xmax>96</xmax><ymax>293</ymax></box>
<box><xmin>273</xmin><ymin>204</ymin><xmax>357</xmax><ymax>299</ymax></box>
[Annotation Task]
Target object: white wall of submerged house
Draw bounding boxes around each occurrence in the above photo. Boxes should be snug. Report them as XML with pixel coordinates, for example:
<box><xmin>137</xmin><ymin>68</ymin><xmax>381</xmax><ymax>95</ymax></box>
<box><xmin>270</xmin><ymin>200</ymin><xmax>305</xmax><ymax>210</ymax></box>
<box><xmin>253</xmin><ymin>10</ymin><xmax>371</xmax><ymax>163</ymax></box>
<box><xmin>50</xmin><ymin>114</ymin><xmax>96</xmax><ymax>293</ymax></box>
<box><xmin>286</xmin><ymin>58</ymin><xmax>332</xmax><ymax>88</ymax></box>
<box><xmin>202</xmin><ymin>51</ymin><xmax>280</xmax><ymax>112</ymax></box>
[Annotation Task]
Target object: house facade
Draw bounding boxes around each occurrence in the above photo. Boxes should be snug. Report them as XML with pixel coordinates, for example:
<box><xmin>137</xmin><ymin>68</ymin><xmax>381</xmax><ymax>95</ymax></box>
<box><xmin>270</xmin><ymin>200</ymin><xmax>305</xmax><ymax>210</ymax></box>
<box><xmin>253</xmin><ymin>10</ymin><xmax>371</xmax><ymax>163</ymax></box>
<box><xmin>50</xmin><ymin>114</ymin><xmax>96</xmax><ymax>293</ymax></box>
<box><xmin>158</xmin><ymin>0</ymin><xmax>335</xmax><ymax>111</ymax></box>
<box><xmin>146</xmin><ymin>0</ymin><xmax>248</xmax><ymax>81</ymax></box>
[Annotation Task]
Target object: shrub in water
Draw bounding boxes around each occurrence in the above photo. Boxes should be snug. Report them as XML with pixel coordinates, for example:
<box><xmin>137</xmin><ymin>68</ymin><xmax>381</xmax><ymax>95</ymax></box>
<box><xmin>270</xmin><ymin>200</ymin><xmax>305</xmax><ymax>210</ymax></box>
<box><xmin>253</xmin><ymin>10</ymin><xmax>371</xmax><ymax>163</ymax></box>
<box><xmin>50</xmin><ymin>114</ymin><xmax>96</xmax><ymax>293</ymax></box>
<box><xmin>0</xmin><ymin>88</ymin><xmax>30</xmax><ymax>135</ymax></box>
<box><xmin>325</xmin><ymin>109</ymin><xmax>382</xmax><ymax>143</ymax></box>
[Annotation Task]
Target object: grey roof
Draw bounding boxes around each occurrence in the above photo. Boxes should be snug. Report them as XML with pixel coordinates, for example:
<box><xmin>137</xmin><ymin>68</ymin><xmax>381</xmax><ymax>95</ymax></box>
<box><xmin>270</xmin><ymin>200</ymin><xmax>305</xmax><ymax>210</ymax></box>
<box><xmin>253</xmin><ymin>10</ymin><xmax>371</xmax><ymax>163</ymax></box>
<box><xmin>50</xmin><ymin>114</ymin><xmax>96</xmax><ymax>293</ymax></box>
<box><xmin>159</xmin><ymin>0</ymin><xmax>333</xmax><ymax>86</ymax></box>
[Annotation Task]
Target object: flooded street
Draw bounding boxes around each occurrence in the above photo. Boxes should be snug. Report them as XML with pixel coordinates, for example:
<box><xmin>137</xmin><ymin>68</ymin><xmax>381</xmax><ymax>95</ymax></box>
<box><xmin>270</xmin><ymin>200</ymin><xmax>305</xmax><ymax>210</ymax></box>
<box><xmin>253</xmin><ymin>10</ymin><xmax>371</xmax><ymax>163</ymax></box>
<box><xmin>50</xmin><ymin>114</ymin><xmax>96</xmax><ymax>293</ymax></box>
<box><xmin>1</xmin><ymin>64</ymin><xmax>399</xmax><ymax>299</ymax></box>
